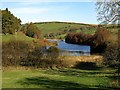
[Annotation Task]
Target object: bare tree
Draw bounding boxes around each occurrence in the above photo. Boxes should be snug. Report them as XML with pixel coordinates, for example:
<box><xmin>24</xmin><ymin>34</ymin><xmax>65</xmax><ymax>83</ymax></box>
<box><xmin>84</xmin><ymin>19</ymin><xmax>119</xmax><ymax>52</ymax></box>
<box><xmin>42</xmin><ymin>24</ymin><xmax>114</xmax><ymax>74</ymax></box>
<box><xmin>97</xmin><ymin>0</ymin><xmax>120</xmax><ymax>74</ymax></box>
<box><xmin>96</xmin><ymin>0</ymin><xmax>120</xmax><ymax>24</ymax></box>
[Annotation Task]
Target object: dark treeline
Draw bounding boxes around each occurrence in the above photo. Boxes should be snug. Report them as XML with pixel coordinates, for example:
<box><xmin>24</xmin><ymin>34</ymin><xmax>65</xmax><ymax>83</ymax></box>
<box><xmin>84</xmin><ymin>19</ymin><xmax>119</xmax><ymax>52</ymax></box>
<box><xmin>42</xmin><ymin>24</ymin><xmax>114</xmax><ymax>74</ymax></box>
<box><xmin>65</xmin><ymin>27</ymin><xmax>110</xmax><ymax>53</ymax></box>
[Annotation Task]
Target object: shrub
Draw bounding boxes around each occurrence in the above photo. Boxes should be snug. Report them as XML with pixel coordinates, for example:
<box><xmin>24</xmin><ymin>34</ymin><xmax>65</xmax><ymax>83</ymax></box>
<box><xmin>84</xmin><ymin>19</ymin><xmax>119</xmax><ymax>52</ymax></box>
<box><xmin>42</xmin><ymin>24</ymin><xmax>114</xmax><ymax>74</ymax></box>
<box><xmin>47</xmin><ymin>46</ymin><xmax>60</xmax><ymax>53</ymax></box>
<box><xmin>20</xmin><ymin>47</ymin><xmax>45</xmax><ymax>67</ymax></box>
<box><xmin>65</xmin><ymin>27</ymin><xmax>110</xmax><ymax>53</ymax></box>
<box><xmin>100</xmin><ymin>25</ymin><xmax>119</xmax><ymax>70</ymax></box>
<box><xmin>2</xmin><ymin>40</ymin><xmax>32</xmax><ymax>66</ymax></box>
<box><xmin>103</xmin><ymin>45</ymin><xmax>119</xmax><ymax>68</ymax></box>
<box><xmin>21</xmin><ymin>22</ymin><xmax>41</xmax><ymax>39</ymax></box>
<box><xmin>2</xmin><ymin>8</ymin><xmax>21</xmax><ymax>35</ymax></box>
<box><xmin>2</xmin><ymin>40</ymin><xmax>64</xmax><ymax>68</ymax></box>
<box><xmin>21</xmin><ymin>46</ymin><xmax>64</xmax><ymax>68</ymax></box>
<box><xmin>90</xmin><ymin>27</ymin><xmax>110</xmax><ymax>53</ymax></box>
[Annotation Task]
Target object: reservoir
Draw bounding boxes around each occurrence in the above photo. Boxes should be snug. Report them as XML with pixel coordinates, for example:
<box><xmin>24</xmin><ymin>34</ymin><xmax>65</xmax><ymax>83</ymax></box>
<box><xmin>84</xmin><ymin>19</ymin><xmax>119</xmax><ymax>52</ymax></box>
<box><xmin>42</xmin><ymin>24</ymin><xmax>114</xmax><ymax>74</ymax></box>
<box><xmin>49</xmin><ymin>40</ymin><xmax>90</xmax><ymax>56</ymax></box>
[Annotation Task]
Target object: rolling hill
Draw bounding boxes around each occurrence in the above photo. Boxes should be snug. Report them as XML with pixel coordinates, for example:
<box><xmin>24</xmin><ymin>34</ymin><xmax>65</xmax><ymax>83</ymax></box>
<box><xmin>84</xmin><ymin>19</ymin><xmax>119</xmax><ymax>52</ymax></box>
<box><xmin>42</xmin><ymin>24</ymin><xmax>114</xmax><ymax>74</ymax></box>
<box><xmin>34</xmin><ymin>22</ymin><xmax>97</xmax><ymax>39</ymax></box>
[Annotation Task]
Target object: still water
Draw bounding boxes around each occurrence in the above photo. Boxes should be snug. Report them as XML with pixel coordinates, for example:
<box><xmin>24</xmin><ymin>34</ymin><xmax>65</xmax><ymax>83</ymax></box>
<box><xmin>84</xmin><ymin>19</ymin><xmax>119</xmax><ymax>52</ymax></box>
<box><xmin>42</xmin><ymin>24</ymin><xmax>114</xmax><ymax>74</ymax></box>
<box><xmin>47</xmin><ymin>39</ymin><xmax>90</xmax><ymax>56</ymax></box>
<box><xmin>57</xmin><ymin>40</ymin><xmax>90</xmax><ymax>56</ymax></box>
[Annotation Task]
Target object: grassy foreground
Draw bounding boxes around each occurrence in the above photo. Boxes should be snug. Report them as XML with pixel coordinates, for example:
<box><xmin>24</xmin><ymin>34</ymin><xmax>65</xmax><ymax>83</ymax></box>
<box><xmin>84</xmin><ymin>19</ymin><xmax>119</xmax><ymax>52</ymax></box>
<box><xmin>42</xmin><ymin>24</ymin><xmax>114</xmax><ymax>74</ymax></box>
<box><xmin>2</xmin><ymin>67</ymin><xmax>119</xmax><ymax>89</ymax></box>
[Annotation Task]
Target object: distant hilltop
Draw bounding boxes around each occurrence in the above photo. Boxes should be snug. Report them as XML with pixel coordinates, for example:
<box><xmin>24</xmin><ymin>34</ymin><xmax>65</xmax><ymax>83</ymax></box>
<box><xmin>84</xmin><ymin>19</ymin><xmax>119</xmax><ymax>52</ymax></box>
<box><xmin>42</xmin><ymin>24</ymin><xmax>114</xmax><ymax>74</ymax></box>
<box><xmin>34</xmin><ymin>21</ymin><xmax>98</xmax><ymax>39</ymax></box>
<box><xmin>34</xmin><ymin>21</ymin><xmax>98</xmax><ymax>26</ymax></box>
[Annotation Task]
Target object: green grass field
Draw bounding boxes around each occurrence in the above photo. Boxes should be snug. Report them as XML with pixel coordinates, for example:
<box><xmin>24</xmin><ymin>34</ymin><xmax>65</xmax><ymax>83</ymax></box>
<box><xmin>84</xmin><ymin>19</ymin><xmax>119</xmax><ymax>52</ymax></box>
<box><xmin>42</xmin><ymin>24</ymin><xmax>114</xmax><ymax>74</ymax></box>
<box><xmin>2</xmin><ymin>67</ymin><xmax>119</xmax><ymax>89</ymax></box>
<box><xmin>2</xmin><ymin>32</ymin><xmax>35</xmax><ymax>43</ymax></box>
<box><xmin>35</xmin><ymin>22</ymin><xmax>81</xmax><ymax>34</ymax></box>
<box><xmin>34</xmin><ymin>22</ymin><xmax>97</xmax><ymax>38</ymax></box>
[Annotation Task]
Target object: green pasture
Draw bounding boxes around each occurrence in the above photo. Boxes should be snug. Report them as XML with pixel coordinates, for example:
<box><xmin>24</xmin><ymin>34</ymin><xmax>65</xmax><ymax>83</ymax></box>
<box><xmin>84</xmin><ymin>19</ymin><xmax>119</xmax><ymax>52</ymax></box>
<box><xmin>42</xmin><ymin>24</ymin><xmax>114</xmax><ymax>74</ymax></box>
<box><xmin>34</xmin><ymin>22</ymin><xmax>97</xmax><ymax>38</ymax></box>
<box><xmin>2</xmin><ymin>68</ymin><xmax>119</xmax><ymax>89</ymax></box>
<box><xmin>2</xmin><ymin>32</ymin><xmax>35</xmax><ymax>43</ymax></box>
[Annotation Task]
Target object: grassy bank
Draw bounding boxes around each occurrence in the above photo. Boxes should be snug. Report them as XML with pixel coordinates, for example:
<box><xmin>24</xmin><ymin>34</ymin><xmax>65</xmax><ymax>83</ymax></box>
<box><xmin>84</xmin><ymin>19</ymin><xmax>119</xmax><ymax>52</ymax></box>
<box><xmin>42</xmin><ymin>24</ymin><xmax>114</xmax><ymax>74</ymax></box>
<box><xmin>1</xmin><ymin>32</ymin><xmax>57</xmax><ymax>46</ymax></box>
<box><xmin>2</xmin><ymin>32</ymin><xmax>35</xmax><ymax>43</ymax></box>
<box><xmin>2</xmin><ymin>67</ymin><xmax>119</xmax><ymax>89</ymax></box>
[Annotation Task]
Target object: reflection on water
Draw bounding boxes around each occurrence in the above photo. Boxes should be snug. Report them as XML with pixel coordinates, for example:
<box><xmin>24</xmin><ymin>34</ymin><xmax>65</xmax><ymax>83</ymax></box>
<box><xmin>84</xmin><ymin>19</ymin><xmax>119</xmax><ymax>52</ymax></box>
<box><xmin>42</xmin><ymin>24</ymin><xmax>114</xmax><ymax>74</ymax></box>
<box><xmin>57</xmin><ymin>40</ymin><xmax>90</xmax><ymax>56</ymax></box>
<box><xmin>48</xmin><ymin>40</ymin><xmax>90</xmax><ymax>56</ymax></box>
<box><xmin>59</xmin><ymin>51</ymin><xmax>90</xmax><ymax>56</ymax></box>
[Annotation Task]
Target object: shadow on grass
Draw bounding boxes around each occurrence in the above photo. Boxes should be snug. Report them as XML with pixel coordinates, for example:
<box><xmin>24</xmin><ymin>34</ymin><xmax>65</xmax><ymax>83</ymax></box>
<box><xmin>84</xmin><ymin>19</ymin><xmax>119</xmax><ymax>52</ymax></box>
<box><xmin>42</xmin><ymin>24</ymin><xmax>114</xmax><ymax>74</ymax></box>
<box><xmin>39</xmin><ymin>62</ymin><xmax>105</xmax><ymax>77</ymax></box>
<box><xmin>17</xmin><ymin>76</ymin><xmax>115</xmax><ymax>90</ymax></box>
<box><xmin>39</xmin><ymin>67</ymin><xmax>116</xmax><ymax>78</ymax></box>
<box><xmin>106</xmin><ymin>76</ymin><xmax>120</xmax><ymax>88</ymax></box>
<box><xmin>74</xmin><ymin>62</ymin><xmax>101</xmax><ymax>70</ymax></box>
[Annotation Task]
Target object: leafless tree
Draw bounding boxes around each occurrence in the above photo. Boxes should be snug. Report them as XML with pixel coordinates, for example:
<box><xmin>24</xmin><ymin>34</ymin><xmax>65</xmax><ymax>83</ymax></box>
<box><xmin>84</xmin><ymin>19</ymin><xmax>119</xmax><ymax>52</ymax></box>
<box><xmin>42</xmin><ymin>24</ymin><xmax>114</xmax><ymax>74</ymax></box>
<box><xmin>96</xmin><ymin>0</ymin><xmax>120</xmax><ymax>24</ymax></box>
<box><xmin>97</xmin><ymin>0</ymin><xmax>120</xmax><ymax>74</ymax></box>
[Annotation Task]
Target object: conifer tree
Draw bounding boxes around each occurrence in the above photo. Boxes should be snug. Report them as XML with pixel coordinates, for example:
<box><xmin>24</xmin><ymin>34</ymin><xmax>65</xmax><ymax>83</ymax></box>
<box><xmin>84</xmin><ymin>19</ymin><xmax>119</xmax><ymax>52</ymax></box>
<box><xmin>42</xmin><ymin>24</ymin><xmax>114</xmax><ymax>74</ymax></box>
<box><xmin>2</xmin><ymin>8</ymin><xmax>21</xmax><ymax>34</ymax></box>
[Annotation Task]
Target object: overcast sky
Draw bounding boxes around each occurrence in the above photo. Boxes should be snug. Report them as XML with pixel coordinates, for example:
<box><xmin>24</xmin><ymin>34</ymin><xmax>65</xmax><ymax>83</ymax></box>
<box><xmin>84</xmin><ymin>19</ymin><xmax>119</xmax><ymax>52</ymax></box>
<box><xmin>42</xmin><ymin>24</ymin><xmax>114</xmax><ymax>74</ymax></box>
<box><xmin>1</xmin><ymin>1</ymin><xmax>98</xmax><ymax>24</ymax></box>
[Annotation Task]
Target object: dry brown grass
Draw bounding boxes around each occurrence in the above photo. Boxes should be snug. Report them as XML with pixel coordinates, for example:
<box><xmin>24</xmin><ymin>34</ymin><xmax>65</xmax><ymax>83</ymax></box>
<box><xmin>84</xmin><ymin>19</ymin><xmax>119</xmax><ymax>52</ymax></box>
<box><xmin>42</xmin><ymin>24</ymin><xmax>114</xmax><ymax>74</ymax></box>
<box><xmin>32</xmin><ymin>39</ymin><xmax>57</xmax><ymax>47</ymax></box>
<box><xmin>59</xmin><ymin>55</ymin><xmax>103</xmax><ymax>67</ymax></box>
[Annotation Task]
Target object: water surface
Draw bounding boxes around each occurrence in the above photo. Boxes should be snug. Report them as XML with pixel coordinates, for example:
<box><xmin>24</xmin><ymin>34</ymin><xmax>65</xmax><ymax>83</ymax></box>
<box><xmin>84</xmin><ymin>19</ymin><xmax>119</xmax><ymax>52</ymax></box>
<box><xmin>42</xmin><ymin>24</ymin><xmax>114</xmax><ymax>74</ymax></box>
<box><xmin>57</xmin><ymin>40</ymin><xmax>90</xmax><ymax>56</ymax></box>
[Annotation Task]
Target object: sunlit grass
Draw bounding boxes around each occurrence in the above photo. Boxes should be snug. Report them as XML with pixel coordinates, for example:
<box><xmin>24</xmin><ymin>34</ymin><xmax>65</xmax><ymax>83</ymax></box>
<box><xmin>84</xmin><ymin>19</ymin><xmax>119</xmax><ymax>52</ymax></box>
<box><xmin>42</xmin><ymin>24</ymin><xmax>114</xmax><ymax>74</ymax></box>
<box><xmin>2</xmin><ymin>67</ymin><xmax>119</xmax><ymax>89</ymax></box>
<box><xmin>2</xmin><ymin>32</ymin><xmax>35</xmax><ymax>43</ymax></box>
<box><xmin>35</xmin><ymin>22</ymin><xmax>97</xmax><ymax>39</ymax></box>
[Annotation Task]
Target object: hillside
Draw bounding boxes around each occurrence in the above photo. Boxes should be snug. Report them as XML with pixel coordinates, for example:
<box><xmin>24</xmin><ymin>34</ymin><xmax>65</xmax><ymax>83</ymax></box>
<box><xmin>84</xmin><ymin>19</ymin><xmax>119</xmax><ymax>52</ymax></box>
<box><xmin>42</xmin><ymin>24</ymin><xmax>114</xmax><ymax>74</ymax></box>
<box><xmin>2</xmin><ymin>32</ymin><xmax>35</xmax><ymax>43</ymax></box>
<box><xmin>1</xmin><ymin>32</ymin><xmax>57</xmax><ymax>46</ymax></box>
<box><xmin>34</xmin><ymin>22</ymin><xmax>97</xmax><ymax>39</ymax></box>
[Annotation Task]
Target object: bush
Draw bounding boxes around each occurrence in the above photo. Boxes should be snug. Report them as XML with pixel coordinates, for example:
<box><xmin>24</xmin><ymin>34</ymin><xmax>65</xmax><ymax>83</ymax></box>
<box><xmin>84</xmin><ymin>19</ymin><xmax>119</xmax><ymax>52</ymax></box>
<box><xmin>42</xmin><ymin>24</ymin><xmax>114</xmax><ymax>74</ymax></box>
<box><xmin>65</xmin><ymin>27</ymin><xmax>110</xmax><ymax>53</ymax></box>
<box><xmin>103</xmin><ymin>42</ymin><xmax>119</xmax><ymax>68</ymax></box>
<box><xmin>21</xmin><ymin>22</ymin><xmax>41</xmax><ymax>39</ymax></box>
<box><xmin>65</xmin><ymin>32</ymin><xmax>92</xmax><ymax>44</ymax></box>
<box><xmin>2</xmin><ymin>41</ymin><xmax>64</xmax><ymax>68</ymax></box>
<box><xmin>2</xmin><ymin>40</ymin><xmax>32</xmax><ymax>66</ymax></box>
<box><xmin>20</xmin><ymin>47</ymin><xmax>45</xmax><ymax>67</ymax></box>
<box><xmin>20</xmin><ymin>46</ymin><xmax>64</xmax><ymax>68</ymax></box>
<box><xmin>2</xmin><ymin>8</ymin><xmax>21</xmax><ymax>35</ymax></box>
<box><xmin>90</xmin><ymin>28</ymin><xmax>110</xmax><ymax>53</ymax></box>
<box><xmin>47</xmin><ymin>46</ymin><xmax>62</xmax><ymax>58</ymax></box>
<box><xmin>102</xmin><ymin>26</ymin><xmax>119</xmax><ymax>70</ymax></box>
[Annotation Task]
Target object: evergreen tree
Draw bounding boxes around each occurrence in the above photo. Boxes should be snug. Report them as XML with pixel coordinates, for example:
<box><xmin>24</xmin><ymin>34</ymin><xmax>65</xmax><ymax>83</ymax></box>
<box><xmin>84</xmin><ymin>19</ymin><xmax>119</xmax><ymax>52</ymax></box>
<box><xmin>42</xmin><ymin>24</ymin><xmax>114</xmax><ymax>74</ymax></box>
<box><xmin>2</xmin><ymin>8</ymin><xmax>21</xmax><ymax>34</ymax></box>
